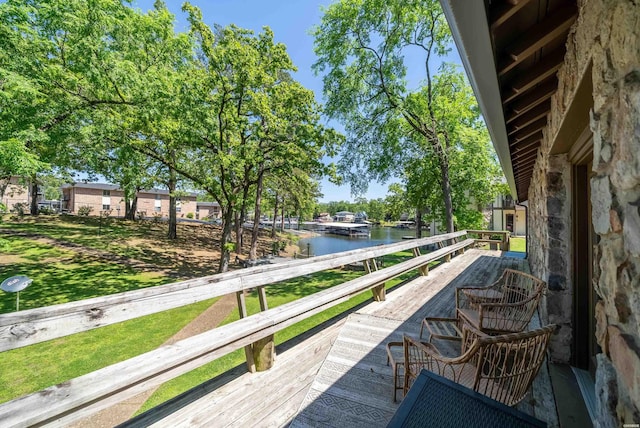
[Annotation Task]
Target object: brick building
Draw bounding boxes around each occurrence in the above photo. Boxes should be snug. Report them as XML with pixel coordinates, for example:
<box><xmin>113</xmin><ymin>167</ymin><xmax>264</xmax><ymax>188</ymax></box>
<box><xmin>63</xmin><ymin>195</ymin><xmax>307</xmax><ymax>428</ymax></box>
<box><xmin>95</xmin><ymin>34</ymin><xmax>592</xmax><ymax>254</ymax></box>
<box><xmin>0</xmin><ymin>176</ymin><xmax>30</xmax><ymax>210</ymax></box>
<box><xmin>61</xmin><ymin>183</ymin><xmax>197</xmax><ymax>218</ymax></box>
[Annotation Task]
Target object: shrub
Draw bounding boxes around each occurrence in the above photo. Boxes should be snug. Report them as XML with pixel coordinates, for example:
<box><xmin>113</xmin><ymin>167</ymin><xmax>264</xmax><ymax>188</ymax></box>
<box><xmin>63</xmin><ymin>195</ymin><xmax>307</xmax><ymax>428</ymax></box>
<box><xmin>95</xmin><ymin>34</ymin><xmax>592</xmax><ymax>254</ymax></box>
<box><xmin>13</xmin><ymin>202</ymin><xmax>28</xmax><ymax>216</ymax></box>
<box><xmin>39</xmin><ymin>206</ymin><xmax>55</xmax><ymax>215</ymax></box>
<box><xmin>152</xmin><ymin>212</ymin><xmax>162</xmax><ymax>222</ymax></box>
<box><xmin>186</xmin><ymin>212</ymin><xmax>194</xmax><ymax>219</ymax></box>
<box><xmin>99</xmin><ymin>209</ymin><xmax>112</xmax><ymax>218</ymax></box>
<box><xmin>78</xmin><ymin>206</ymin><xmax>93</xmax><ymax>216</ymax></box>
<box><xmin>136</xmin><ymin>210</ymin><xmax>147</xmax><ymax>220</ymax></box>
<box><xmin>0</xmin><ymin>202</ymin><xmax>7</xmax><ymax>215</ymax></box>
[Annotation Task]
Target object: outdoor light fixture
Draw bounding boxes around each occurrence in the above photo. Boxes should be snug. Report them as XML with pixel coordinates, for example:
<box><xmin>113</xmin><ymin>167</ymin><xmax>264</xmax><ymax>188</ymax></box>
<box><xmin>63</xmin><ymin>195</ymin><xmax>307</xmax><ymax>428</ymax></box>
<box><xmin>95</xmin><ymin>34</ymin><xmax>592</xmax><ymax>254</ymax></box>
<box><xmin>1</xmin><ymin>275</ymin><xmax>32</xmax><ymax>311</ymax></box>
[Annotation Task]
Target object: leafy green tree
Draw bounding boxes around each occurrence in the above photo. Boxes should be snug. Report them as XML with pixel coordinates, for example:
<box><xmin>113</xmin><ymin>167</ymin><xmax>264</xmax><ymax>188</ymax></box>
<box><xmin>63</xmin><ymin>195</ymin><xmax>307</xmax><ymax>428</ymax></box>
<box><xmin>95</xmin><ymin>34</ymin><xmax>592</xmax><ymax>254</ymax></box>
<box><xmin>314</xmin><ymin>3</ymin><xmax>504</xmax><ymax>232</ymax></box>
<box><xmin>366</xmin><ymin>198</ymin><xmax>386</xmax><ymax>222</ymax></box>
<box><xmin>0</xmin><ymin>0</ymin><xmax>149</xmax><ymax>214</ymax></box>
<box><xmin>314</xmin><ymin>0</ymin><xmax>459</xmax><ymax>231</ymax></box>
<box><xmin>138</xmin><ymin>5</ymin><xmax>338</xmax><ymax>271</ymax></box>
<box><xmin>384</xmin><ymin>183</ymin><xmax>411</xmax><ymax>221</ymax></box>
<box><xmin>0</xmin><ymin>0</ymin><xmax>185</xmax><ymax>216</ymax></box>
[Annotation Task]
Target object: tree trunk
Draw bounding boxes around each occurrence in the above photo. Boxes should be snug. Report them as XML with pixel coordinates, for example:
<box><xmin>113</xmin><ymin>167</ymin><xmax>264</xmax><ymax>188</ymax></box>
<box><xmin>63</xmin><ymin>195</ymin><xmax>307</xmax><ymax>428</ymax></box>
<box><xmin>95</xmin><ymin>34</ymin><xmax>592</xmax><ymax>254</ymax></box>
<box><xmin>30</xmin><ymin>175</ymin><xmax>38</xmax><ymax>215</ymax></box>
<box><xmin>219</xmin><ymin>207</ymin><xmax>235</xmax><ymax>273</ymax></box>
<box><xmin>124</xmin><ymin>194</ymin><xmax>138</xmax><ymax>220</ymax></box>
<box><xmin>249</xmin><ymin>172</ymin><xmax>265</xmax><ymax>260</ymax></box>
<box><xmin>167</xmin><ymin>169</ymin><xmax>177</xmax><ymax>239</ymax></box>
<box><xmin>280</xmin><ymin>199</ymin><xmax>285</xmax><ymax>232</ymax></box>
<box><xmin>437</xmin><ymin>150</ymin><xmax>455</xmax><ymax>233</ymax></box>
<box><xmin>416</xmin><ymin>206</ymin><xmax>423</xmax><ymax>238</ymax></box>
<box><xmin>271</xmin><ymin>193</ymin><xmax>279</xmax><ymax>239</ymax></box>
<box><xmin>234</xmin><ymin>210</ymin><xmax>242</xmax><ymax>255</ymax></box>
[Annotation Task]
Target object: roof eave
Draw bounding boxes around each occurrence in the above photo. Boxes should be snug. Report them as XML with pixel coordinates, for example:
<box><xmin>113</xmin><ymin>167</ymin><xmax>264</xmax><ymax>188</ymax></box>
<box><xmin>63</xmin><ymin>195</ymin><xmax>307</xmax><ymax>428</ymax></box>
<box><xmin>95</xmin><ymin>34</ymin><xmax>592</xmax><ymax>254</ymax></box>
<box><xmin>440</xmin><ymin>0</ymin><xmax>519</xmax><ymax>201</ymax></box>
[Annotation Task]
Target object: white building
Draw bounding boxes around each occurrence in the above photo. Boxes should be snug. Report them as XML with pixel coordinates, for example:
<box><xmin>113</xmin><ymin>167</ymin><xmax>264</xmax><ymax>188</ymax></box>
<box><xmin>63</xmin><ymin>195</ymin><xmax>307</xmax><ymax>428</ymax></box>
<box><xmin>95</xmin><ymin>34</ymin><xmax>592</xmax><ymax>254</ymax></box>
<box><xmin>489</xmin><ymin>194</ymin><xmax>526</xmax><ymax>236</ymax></box>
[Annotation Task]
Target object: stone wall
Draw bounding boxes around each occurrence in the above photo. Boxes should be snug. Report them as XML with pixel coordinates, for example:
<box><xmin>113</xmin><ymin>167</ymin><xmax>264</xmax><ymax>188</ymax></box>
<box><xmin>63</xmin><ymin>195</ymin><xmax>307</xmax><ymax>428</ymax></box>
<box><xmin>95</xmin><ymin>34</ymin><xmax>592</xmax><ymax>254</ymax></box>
<box><xmin>528</xmin><ymin>153</ymin><xmax>573</xmax><ymax>363</ymax></box>
<box><xmin>527</xmin><ymin>0</ymin><xmax>640</xmax><ymax>425</ymax></box>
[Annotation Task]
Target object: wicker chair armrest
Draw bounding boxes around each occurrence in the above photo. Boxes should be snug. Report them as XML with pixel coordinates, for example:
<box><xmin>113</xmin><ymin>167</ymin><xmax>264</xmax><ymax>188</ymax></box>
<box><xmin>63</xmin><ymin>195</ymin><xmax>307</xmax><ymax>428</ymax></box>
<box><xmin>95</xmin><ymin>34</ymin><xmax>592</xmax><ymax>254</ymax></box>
<box><xmin>456</xmin><ymin>281</ymin><xmax>504</xmax><ymax>309</ymax></box>
<box><xmin>404</xmin><ymin>335</ymin><xmax>479</xmax><ymax>365</ymax></box>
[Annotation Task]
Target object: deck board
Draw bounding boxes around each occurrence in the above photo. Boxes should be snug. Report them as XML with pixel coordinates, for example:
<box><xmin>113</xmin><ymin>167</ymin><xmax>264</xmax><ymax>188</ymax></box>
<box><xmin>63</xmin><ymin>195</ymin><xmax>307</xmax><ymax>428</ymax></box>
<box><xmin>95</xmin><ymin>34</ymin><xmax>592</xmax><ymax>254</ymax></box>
<box><xmin>130</xmin><ymin>249</ymin><xmax>557</xmax><ymax>428</ymax></box>
<box><xmin>291</xmin><ymin>250</ymin><xmax>557</xmax><ymax>428</ymax></box>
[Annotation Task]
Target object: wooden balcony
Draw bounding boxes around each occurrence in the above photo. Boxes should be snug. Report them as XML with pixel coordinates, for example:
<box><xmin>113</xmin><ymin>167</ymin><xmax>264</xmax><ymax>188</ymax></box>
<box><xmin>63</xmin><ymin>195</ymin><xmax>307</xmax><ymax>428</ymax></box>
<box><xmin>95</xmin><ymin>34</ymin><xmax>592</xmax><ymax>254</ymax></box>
<box><xmin>0</xmin><ymin>233</ymin><xmax>557</xmax><ymax>427</ymax></box>
<box><xmin>125</xmin><ymin>249</ymin><xmax>555</xmax><ymax>428</ymax></box>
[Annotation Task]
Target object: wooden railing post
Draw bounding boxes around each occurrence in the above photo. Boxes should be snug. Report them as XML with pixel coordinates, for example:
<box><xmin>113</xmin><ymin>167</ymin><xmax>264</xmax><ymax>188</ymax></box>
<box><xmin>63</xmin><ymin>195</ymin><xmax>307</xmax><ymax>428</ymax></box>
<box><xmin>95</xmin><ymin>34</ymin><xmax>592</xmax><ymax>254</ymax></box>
<box><xmin>444</xmin><ymin>240</ymin><xmax>452</xmax><ymax>262</ymax></box>
<box><xmin>413</xmin><ymin>247</ymin><xmax>428</xmax><ymax>276</ymax></box>
<box><xmin>253</xmin><ymin>286</ymin><xmax>275</xmax><ymax>371</ymax></box>
<box><xmin>365</xmin><ymin>257</ymin><xmax>386</xmax><ymax>302</ymax></box>
<box><xmin>501</xmin><ymin>233</ymin><xmax>510</xmax><ymax>251</ymax></box>
<box><xmin>236</xmin><ymin>291</ymin><xmax>256</xmax><ymax>373</ymax></box>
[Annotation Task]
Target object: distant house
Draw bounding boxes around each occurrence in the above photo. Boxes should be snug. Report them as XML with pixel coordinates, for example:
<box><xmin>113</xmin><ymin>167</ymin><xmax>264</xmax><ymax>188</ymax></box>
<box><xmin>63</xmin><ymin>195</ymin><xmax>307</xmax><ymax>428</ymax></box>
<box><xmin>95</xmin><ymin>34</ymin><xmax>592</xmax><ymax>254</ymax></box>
<box><xmin>61</xmin><ymin>183</ymin><xmax>197</xmax><ymax>217</ymax></box>
<box><xmin>1</xmin><ymin>176</ymin><xmax>30</xmax><ymax>210</ymax></box>
<box><xmin>489</xmin><ymin>194</ymin><xmax>526</xmax><ymax>236</ymax></box>
<box><xmin>196</xmin><ymin>201</ymin><xmax>221</xmax><ymax>219</ymax></box>
<box><xmin>334</xmin><ymin>211</ymin><xmax>355</xmax><ymax>222</ymax></box>
<box><xmin>354</xmin><ymin>211</ymin><xmax>368</xmax><ymax>223</ymax></box>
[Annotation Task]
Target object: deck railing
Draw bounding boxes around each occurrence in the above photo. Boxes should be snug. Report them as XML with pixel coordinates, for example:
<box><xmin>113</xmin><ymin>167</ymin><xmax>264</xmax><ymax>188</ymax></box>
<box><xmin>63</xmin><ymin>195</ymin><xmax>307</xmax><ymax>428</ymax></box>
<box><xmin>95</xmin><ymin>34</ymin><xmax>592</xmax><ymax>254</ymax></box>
<box><xmin>0</xmin><ymin>230</ymin><xmax>489</xmax><ymax>427</ymax></box>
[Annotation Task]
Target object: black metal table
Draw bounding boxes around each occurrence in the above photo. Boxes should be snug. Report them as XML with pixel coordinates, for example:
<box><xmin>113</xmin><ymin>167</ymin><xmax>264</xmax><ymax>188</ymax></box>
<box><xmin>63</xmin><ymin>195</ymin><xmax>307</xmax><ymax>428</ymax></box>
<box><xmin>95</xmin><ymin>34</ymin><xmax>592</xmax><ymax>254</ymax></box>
<box><xmin>387</xmin><ymin>370</ymin><xmax>547</xmax><ymax>428</ymax></box>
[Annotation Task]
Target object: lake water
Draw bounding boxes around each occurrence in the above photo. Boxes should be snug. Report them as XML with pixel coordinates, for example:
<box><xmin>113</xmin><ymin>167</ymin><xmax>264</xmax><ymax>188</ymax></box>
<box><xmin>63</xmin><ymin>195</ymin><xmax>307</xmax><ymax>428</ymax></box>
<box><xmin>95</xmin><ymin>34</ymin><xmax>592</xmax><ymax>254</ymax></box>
<box><xmin>298</xmin><ymin>226</ymin><xmax>428</xmax><ymax>256</ymax></box>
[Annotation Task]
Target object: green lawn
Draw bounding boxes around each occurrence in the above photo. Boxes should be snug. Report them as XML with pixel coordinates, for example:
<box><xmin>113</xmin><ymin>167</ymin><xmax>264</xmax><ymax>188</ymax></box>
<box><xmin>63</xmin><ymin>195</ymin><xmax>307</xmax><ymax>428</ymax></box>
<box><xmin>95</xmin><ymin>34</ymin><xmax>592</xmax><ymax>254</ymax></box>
<box><xmin>0</xmin><ymin>235</ymin><xmax>167</xmax><ymax>313</ymax></box>
<box><xmin>510</xmin><ymin>236</ymin><xmax>526</xmax><ymax>252</ymax></box>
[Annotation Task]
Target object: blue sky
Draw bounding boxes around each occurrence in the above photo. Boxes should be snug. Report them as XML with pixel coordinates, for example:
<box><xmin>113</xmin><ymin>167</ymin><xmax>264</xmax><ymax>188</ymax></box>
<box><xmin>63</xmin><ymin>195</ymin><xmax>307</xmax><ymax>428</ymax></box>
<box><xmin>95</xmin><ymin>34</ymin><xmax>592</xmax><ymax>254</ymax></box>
<box><xmin>132</xmin><ymin>0</ymin><xmax>461</xmax><ymax>202</ymax></box>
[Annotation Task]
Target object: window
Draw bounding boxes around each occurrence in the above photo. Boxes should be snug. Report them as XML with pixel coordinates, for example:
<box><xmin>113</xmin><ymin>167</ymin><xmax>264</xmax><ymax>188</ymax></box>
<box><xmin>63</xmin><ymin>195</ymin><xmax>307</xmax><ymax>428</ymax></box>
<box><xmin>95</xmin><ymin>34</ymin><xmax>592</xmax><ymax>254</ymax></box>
<box><xmin>154</xmin><ymin>206</ymin><xmax>161</xmax><ymax>213</ymax></box>
<box><xmin>176</xmin><ymin>198</ymin><xmax>182</xmax><ymax>213</ymax></box>
<box><xmin>103</xmin><ymin>190</ymin><xmax>111</xmax><ymax>196</ymax></box>
<box><xmin>102</xmin><ymin>204</ymin><xmax>110</xmax><ymax>210</ymax></box>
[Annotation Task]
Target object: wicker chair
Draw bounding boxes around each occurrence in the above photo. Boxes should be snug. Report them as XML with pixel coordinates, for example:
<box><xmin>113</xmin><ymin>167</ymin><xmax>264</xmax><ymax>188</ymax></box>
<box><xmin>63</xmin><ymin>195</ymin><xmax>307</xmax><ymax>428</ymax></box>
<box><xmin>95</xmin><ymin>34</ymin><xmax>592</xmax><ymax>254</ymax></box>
<box><xmin>455</xmin><ymin>269</ymin><xmax>546</xmax><ymax>335</ymax></box>
<box><xmin>403</xmin><ymin>324</ymin><xmax>556</xmax><ymax>406</ymax></box>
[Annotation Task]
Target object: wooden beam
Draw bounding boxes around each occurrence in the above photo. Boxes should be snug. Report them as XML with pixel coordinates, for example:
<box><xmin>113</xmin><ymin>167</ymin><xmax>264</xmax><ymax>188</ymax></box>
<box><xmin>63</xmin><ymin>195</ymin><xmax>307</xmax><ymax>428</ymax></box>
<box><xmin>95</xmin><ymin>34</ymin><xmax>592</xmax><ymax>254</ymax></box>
<box><xmin>499</xmin><ymin>6</ymin><xmax>577</xmax><ymax>76</ymax></box>
<box><xmin>512</xmin><ymin>138</ymin><xmax>541</xmax><ymax>155</ymax></box>
<box><xmin>514</xmin><ymin>157</ymin><xmax>537</xmax><ymax>170</ymax></box>
<box><xmin>515</xmin><ymin>163</ymin><xmax>535</xmax><ymax>174</ymax></box>
<box><xmin>514</xmin><ymin>150</ymin><xmax>538</xmax><ymax>164</ymax></box>
<box><xmin>512</xmin><ymin>145</ymin><xmax>539</xmax><ymax>161</ymax></box>
<box><xmin>257</xmin><ymin>286</ymin><xmax>269</xmax><ymax>311</ymax></box>
<box><xmin>252</xmin><ymin>335</ymin><xmax>275</xmax><ymax>372</ymax></box>
<box><xmin>509</xmin><ymin>78</ymin><xmax>557</xmax><ymax>115</ymax></box>
<box><xmin>512</xmin><ymin>117</ymin><xmax>547</xmax><ymax>142</ymax></box>
<box><xmin>511</xmin><ymin>131</ymin><xmax>543</xmax><ymax>151</ymax></box>
<box><xmin>514</xmin><ymin>171</ymin><xmax>535</xmax><ymax>182</ymax></box>
<box><xmin>237</xmin><ymin>291</ymin><xmax>256</xmax><ymax>373</ymax></box>
<box><xmin>503</xmin><ymin>48</ymin><xmax>565</xmax><ymax>102</ymax></box>
<box><xmin>507</xmin><ymin>100</ymin><xmax>551</xmax><ymax>127</ymax></box>
<box><xmin>491</xmin><ymin>0</ymin><xmax>535</xmax><ymax>31</ymax></box>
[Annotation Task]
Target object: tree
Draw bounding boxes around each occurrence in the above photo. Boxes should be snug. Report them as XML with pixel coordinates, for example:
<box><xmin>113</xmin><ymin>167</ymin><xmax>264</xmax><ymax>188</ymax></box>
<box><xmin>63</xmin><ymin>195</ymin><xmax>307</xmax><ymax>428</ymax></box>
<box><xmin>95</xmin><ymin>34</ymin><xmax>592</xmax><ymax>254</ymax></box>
<box><xmin>135</xmin><ymin>5</ymin><xmax>339</xmax><ymax>272</ymax></box>
<box><xmin>313</xmin><ymin>0</ymin><xmax>458</xmax><ymax>231</ymax></box>
<box><xmin>0</xmin><ymin>0</ymin><xmax>183</xmax><ymax>215</ymax></box>
<box><xmin>384</xmin><ymin>183</ymin><xmax>411</xmax><ymax>221</ymax></box>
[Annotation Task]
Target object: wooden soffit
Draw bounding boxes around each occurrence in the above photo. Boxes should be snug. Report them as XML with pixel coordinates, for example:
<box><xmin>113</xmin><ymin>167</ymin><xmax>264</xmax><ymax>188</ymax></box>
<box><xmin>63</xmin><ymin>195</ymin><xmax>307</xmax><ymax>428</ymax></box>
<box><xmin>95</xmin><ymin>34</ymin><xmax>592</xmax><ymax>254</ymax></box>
<box><xmin>441</xmin><ymin>0</ymin><xmax>578</xmax><ymax>202</ymax></box>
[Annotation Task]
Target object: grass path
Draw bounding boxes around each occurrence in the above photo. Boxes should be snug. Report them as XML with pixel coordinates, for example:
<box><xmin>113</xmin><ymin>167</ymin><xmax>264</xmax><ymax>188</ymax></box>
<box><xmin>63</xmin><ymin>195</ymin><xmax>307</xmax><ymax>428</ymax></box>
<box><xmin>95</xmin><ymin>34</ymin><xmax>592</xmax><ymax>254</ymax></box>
<box><xmin>70</xmin><ymin>293</ymin><xmax>239</xmax><ymax>428</ymax></box>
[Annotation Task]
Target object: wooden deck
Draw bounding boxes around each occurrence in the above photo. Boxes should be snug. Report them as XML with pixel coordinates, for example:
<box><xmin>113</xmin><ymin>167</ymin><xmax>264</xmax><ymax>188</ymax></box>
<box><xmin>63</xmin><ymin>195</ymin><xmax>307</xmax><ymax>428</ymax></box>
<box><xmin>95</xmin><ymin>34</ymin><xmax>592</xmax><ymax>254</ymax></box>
<box><xmin>126</xmin><ymin>249</ymin><xmax>557</xmax><ymax>428</ymax></box>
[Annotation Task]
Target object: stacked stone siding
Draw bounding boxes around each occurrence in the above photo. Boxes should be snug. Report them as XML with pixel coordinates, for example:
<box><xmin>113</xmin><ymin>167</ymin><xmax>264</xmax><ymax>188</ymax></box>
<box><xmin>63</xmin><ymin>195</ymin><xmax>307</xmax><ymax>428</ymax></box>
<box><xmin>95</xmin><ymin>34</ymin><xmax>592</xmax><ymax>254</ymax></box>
<box><xmin>527</xmin><ymin>0</ymin><xmax>640</xmax><ymax>424</ymax></box>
